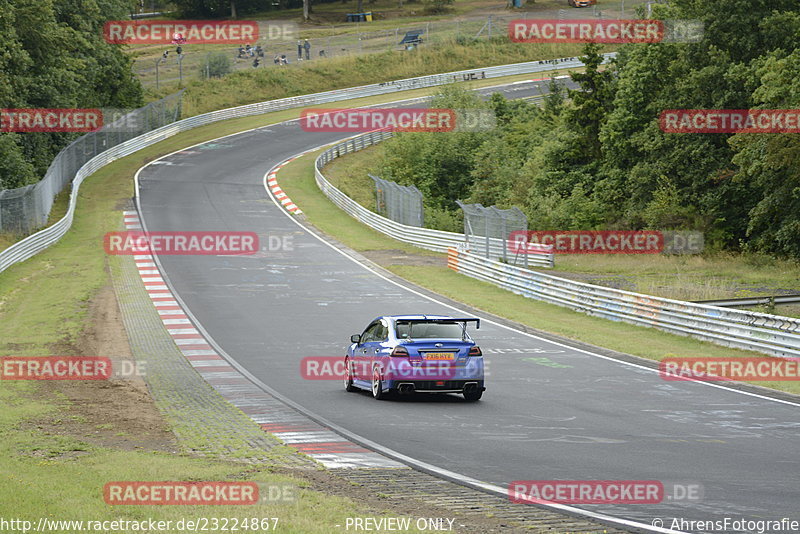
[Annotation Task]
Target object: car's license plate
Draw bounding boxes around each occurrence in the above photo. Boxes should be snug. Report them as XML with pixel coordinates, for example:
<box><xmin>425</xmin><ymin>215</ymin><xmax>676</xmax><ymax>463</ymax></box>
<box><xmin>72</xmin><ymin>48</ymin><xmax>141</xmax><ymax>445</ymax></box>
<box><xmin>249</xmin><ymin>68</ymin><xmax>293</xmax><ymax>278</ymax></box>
<box><xmin>424</xmin><ymin>352</ymin><xmax>455</xmax><ymax>360</ymax></box>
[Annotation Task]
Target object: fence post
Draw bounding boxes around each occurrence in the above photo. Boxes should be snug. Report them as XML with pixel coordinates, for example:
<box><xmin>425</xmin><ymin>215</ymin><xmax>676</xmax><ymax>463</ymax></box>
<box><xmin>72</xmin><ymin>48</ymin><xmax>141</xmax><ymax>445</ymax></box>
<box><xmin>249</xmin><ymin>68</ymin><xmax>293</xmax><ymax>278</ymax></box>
<box><xmin>501</xmin><ymin>215</ymin><xmax>507</xmax><ymax>262</ymax></box>
<box><xmin>484</xmin><ymin>215</ymin><xmax>490</xmax><ymax>258</ymax></box>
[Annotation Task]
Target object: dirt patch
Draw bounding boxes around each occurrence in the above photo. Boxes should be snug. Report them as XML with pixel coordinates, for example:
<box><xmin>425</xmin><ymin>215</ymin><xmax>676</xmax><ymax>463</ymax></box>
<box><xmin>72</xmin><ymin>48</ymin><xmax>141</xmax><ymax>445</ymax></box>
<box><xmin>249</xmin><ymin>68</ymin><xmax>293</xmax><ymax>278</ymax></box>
<box><xmin>27</xmin><ymin>269</ymin><xmax>178</xmax><ymax>453</ymax></box>
<box><xmin>362</xmin><ymin>248</ymin><xmax>445</xmax><ymax>268</ymax></box>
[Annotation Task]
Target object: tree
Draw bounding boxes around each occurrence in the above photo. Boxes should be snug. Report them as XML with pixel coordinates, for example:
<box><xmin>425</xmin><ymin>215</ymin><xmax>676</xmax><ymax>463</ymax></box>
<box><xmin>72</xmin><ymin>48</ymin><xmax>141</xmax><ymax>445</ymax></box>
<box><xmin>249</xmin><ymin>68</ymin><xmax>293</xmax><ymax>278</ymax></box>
<box><xmin>0</xmin><ymin>0</ymin><xmax>143</xmax><ymax>189</ymax></box>
<box><xmin>564</xmin><ymin>43</ymin><xmax>616</xmax><ymax>161</ymax></box>
<box><xmin>730</xmin><ymin>50</ymin><xmax>800</xmax><ymax>257</ymax></box>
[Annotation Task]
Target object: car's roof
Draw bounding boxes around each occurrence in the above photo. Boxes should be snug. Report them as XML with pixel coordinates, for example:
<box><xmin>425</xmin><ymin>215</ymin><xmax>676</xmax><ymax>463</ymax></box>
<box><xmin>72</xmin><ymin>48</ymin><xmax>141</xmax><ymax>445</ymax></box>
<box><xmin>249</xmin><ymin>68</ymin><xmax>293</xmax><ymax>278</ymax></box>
<box><xmin>383</xmin><ymin>315</ymin><xmax>455</xmax><ymax>321</ymax></box>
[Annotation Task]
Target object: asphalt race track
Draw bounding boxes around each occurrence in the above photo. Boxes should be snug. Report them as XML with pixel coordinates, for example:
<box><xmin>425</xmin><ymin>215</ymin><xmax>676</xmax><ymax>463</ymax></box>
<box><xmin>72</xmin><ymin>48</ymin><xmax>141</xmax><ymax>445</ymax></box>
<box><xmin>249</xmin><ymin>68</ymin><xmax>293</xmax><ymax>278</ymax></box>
<box><xmin>137</xmin><ymin>80</ymin><xmax>800</xmax><ymax>531</ymax></box>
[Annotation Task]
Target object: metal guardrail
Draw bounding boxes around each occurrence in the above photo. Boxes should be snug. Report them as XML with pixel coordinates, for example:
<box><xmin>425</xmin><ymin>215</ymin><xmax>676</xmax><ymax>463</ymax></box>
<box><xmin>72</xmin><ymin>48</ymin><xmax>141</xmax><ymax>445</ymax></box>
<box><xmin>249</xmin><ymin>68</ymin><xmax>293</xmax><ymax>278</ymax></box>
<box><xmin>447</xmin><ymin>246</ymin><xmax>800</xmax><ymax>359</ymax></box>
<box><xmin>0</xmin><ymin>55</ymin><xmax>607</xmax><ymax>275</ymax></box>
<box><xmin>694</xmin><ymin>294</ymin><xmax>800</xmax><ymax>308</ymax></box>
<box><xmin>314</xmin><ymin>131</ymin><xmax>555</xmax><ymax>267</ymax></box>
<box><xmin>0</xmin><ymin>94</ymin><xmax>183</xmax><ymax>234</ymax></box>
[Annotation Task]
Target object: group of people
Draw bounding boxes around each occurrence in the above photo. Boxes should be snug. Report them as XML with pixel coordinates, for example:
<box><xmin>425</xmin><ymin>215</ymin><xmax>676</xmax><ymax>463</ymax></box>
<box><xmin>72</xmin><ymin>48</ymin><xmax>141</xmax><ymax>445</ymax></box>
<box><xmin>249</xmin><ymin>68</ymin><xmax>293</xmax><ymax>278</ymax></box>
<box><xmin>238</xmin><ymin>44</ymin><xmax>264</xmax><ymax>59</ymax></box>
<box><xmin>296</xmin><ymin>39</ymin><xmax>311</xmax><ymax>60</ymax></box>
<box><xmin>236</xmin><ymin>39</ymin><xmax>327</xmax><ymax>69</ymax></box>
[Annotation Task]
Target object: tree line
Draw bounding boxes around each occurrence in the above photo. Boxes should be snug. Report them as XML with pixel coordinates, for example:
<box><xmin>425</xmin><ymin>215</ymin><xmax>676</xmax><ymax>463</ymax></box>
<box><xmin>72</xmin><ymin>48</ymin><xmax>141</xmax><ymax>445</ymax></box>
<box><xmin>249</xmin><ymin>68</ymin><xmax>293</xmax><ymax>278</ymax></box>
<box><xmin>0</xmin><ymin>0</ymin><xmax>142</xmax><ymax>191</ymax></box>
<box><xmin>378</xmin><ymin>0</ymin><xmax>800</xmax><ymax>258</ymax></box>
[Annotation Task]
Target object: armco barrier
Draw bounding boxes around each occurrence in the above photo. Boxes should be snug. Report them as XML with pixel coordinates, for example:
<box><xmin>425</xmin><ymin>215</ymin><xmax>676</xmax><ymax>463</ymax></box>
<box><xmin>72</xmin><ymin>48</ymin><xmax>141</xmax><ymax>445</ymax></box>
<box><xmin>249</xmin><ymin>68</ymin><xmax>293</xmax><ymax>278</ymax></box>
<box><xmin>0</xmin><ymin>94</ymin><xmax>183</xmax><ymax>234</ymax></box>
<box><xmin>0</xmin><ymin>55</ymin><xmax>610</xmax><ymax>274</ymax></box>
<box><xmin>447</xmin><ymin>247</ymin><xmax>800</xmax><ymax>359</ymax></box>
<box><xmin>314</xmin><ymin>131</ymin><xmax>555</xmax><ymax>267</ymax></box>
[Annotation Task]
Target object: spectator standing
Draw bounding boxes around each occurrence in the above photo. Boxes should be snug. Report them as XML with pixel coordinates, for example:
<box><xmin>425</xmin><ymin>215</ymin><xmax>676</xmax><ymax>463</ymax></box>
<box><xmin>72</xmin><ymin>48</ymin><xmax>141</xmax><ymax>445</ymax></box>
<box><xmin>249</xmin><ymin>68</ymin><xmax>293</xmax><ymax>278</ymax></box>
<box><xmin>297</xmin><ymin>40</ymin><xmax>303</xmax><ymax>60</ymax></box>
<box><xmin>303</xmin><ymin>39</ymin><xmax>311</xmax><ymax>60</ymax></box>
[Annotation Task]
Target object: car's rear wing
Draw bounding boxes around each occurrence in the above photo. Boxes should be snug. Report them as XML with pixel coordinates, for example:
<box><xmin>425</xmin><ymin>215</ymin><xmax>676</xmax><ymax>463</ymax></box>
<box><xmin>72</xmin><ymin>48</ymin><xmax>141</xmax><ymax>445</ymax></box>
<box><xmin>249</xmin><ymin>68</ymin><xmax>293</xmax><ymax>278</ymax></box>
<box><xmin>395</xmin><ymin>317</ymin><xmax>480</xmax><ymax>329</ymax></box>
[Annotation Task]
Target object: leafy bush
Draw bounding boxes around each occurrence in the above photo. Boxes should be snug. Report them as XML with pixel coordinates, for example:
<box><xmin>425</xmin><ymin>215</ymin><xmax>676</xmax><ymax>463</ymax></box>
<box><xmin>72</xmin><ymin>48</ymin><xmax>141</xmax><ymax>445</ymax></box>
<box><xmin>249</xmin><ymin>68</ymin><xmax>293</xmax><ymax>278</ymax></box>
<box><xmin>201</xmin><ymin>52</ymin><xmax>233</xmax><ymax>79</ymax></box>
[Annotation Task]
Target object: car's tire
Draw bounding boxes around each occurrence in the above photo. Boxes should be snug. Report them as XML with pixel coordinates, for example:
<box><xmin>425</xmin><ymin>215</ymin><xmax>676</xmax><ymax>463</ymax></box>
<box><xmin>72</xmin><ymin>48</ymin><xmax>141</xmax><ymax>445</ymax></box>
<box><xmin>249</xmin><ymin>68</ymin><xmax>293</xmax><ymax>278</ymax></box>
<box><xmin>463</xmin><ymin>389</ymin><xmax>483</xmax><ymax>402</ymax></box>
<box><xmin>372</xmin><ymin>366</ymin><xmax>387</xmax><ymax>400</ymax></box>
<box><xmin>344</xmin><ymin>357</ymin><xmax>357</xmax><ymax>392</ymax></box>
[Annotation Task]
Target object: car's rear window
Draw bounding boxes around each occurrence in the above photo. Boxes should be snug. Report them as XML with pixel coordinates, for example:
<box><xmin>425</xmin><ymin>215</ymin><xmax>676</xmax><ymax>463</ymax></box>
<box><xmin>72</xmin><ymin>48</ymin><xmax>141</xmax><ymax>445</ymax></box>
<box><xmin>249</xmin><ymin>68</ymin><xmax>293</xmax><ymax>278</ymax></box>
<box><xmin>395</xmin><ymin>321</ymin><xmax>464</xmax><ymax>339</ymax></box>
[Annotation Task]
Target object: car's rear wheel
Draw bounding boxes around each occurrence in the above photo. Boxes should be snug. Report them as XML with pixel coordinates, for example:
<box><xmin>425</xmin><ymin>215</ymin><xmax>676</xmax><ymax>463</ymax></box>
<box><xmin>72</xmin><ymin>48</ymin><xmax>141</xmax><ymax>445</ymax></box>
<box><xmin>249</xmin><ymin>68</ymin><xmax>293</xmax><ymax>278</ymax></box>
<box><xmin>463</xmin><ymin>389</ymin><xmax>483</xmax><ymax>402</ymax></box>
<box><xmin>372</xmin><ymin>366</ymin><xmax>386</xmax><ymax>400</ymax></box>
<box><xmin>344</xmin><ymin>357</ymin><xmax>357</xmax><ymax>392</ymax></box>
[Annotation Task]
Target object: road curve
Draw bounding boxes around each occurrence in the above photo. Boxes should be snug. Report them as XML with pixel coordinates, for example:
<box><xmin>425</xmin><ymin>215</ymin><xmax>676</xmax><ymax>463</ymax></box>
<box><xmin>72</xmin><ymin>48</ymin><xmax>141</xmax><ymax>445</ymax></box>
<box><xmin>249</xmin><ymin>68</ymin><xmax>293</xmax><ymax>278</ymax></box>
<box><xmin>137</xmin><ymin>81</ymin><xmax>800</xmax><ymax>531</ymax></box>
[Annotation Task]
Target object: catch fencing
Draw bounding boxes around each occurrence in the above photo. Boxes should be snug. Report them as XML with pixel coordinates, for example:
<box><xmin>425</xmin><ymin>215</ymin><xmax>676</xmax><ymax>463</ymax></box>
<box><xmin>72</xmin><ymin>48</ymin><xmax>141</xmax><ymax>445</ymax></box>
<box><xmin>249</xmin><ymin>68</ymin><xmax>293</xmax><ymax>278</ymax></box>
<box><xmin>315</xmin><ymin>131</ymin><xmax>555</xmax><ymax>267</ymax></box>
<box><xmin>0</xmin><ymin>55</ymin><xmax>596</xmax><ymax>274</ymax></box>
<box><xmin>138</xmin><ymin>13</ymin><xmax>595</xmax><ymax>87</ymax></box>
<box><xmin>369</xmin><ymin>174</ymin><xmax>424</xmax><ymax>227</ymax></box>
<box><xmin>457</xmin><ymin>201</ymin><xmax>529</xmax><ymax>264</ymax></box>
<box><xmin>312</xmin><ymin>121</ymin><xmax>800</xmax><ymax>360</ymax></box>
<box><xmin>447</xmin><ymin>246</ymin><xmax>800</xmax><ymax>359</ymax></box>
<box><xmin>0</xmin><ymin>94</ymin><xmax>183</xmax><ymax>234</ymax></box>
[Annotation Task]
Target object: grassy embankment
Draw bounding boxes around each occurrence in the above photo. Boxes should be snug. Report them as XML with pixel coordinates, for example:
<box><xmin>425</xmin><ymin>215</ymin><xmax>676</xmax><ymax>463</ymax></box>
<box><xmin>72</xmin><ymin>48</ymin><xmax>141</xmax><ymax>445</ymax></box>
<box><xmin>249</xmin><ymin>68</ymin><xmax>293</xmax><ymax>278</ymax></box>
<box><xmin>319</xmin><ymin>142</ymin><xmax>800</xmax><ymax>318</ymax></box>
<box><xmin>148</xmin><ymin>39</ymin><xmax>593</xmax><ymax>114</ymax></box>
<box><xmin>275</xmin><ymin>148</ymin><xmax>800</xmax><ymax>395</ymax></box>
<box><xmin>133</xmin><ymin>0</ymin><xmax>643</xmax><ymax>91</ymax></box>
<box><xmin>0</xmin><ymin>71</ymin><xmax>578</xmax><ymax>530</ymax></box>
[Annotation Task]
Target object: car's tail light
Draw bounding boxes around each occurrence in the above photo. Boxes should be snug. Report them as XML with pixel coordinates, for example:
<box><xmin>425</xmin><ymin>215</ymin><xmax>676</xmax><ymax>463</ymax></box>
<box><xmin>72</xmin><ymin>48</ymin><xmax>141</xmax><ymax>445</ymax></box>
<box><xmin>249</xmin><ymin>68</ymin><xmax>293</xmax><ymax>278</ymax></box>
<box><xmin>469</xmin><ymin>346</ymin><xmax>482</xmax><ymax>357</ymax></box>
<box><xmin>391</xmin><ymin>346</ymin><xmax>409</xmax><ymax>357</ymax></box>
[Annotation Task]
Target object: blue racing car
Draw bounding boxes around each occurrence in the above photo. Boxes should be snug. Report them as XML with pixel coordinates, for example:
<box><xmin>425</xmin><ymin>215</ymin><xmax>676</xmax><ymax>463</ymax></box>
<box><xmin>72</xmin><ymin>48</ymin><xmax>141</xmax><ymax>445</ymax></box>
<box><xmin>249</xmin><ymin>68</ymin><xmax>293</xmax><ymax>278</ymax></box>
<box><xmin>344</xmin><ymin>315</ymin><xmax>485</xmax><ymax>401</ymax></box>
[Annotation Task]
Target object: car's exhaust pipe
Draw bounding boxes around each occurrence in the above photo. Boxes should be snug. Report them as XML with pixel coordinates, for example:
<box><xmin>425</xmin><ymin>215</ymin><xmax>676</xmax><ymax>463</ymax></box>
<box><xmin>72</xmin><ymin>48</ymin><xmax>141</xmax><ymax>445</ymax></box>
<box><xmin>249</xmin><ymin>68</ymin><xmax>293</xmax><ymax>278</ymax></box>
<box><xmin>397</xmin><ymin>383</ymin><xmax>415</xmax><ymax>395</ymax></box>
<box><xmin>463</xmin><ymin>382</ymin><xmax>478</xmax><ymax>393</ymax></box>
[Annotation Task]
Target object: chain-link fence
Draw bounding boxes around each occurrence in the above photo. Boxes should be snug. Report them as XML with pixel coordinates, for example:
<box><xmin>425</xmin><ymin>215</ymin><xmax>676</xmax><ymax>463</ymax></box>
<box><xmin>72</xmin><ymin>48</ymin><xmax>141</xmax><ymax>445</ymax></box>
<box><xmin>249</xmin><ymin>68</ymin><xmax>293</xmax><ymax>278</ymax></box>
<box><xmin>134</xmin><ymin>14</ymin><xmax>542</xmax><ymax>87</ymax></box>
<box><xmin>132</xmin><ymin>0</ymin><xmax>653</xmax><ymax>87</ymax></box>
<box><xmin>456</xmin><ymin>201</ymin><xmax>531</xmax><ymax>264</ymax></box>
<box><xmin>369</xmin><ymin>174</ymin><xmax>423</xmax><ymax>227</ymax></box>
<box><xmin>0</xmin><ymin>92</ymin><xmax>183</xmax><ymax>234</ymax></box>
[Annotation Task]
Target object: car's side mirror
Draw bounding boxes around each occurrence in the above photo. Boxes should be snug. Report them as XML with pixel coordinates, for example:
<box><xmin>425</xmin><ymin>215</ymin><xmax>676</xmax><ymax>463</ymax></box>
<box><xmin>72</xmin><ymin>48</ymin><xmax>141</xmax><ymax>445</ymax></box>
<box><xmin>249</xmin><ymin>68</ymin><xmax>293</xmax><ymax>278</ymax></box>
<box><xmin>350</xmin><ymin>334</ymin><xmax>361</xmax><ymax>344</ymax></box>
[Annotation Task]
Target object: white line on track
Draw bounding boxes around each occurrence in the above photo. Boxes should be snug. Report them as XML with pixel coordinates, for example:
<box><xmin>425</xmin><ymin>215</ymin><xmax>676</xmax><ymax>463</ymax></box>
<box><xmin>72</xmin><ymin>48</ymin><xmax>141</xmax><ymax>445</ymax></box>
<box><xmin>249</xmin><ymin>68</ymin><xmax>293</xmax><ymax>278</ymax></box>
<box><xmin>131</xmin><ymin>82</ymin><xmax>798</xmax><ymax>533</ymax></box>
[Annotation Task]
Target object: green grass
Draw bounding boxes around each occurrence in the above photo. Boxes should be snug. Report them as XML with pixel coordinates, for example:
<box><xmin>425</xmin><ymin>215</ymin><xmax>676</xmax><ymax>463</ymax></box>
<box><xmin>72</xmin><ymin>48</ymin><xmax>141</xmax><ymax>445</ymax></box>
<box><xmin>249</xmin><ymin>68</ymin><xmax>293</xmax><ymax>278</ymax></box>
<box><xmin>318</xmin><ymin>125</ymin><xmax>800</xmax><ymax>317</ymax></box>
<box><xmin>320</xmin><ymin>144</ymin><xmax>385</xmax><ymax>214</ymax></box>
<box><xmin>0</xmin><ymin>191</ymin><xmax>69</xmax><ymax>256</ymax></box>
<box><xmin>0</xmin><ymin>67</ymin><xmax>562</xmax><ymax>257</ymax></box>
<box><xmin>0</xmin><ymin>75</ymin><xmax>571</xmax><ymax>529</ymax></box>
<box><xmin>3</xmin><ymin>88</ymin><xmax>509</xmax><ymax>532</ymax></box>
<box><xmin>276</xmin><ymin>149</ymin><xmax>800</xmax><ymax>396</ymax></box>
<box><xmin>0</xmin><ymin>383</ymin><xmax>436</xmax><ymax>533</ymax></box>
<box><xmin>550</xmin><ymin>253</ymin><xmax>800</xmax><ymax>295</ymax></box>
<box><xmin>145</xmin><ymin>39</ymin><xmax>597</xmax><ymax>112</ymax></box>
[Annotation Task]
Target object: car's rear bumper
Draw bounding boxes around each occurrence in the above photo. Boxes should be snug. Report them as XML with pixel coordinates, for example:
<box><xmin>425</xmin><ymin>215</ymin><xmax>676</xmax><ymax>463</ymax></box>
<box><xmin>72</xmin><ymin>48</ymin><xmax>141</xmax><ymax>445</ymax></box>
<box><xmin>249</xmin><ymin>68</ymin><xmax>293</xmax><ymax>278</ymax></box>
<box><xmin>389</xmin><ymin>379</ymin><xmax>485</xmax><ymax>393</ymax></box>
